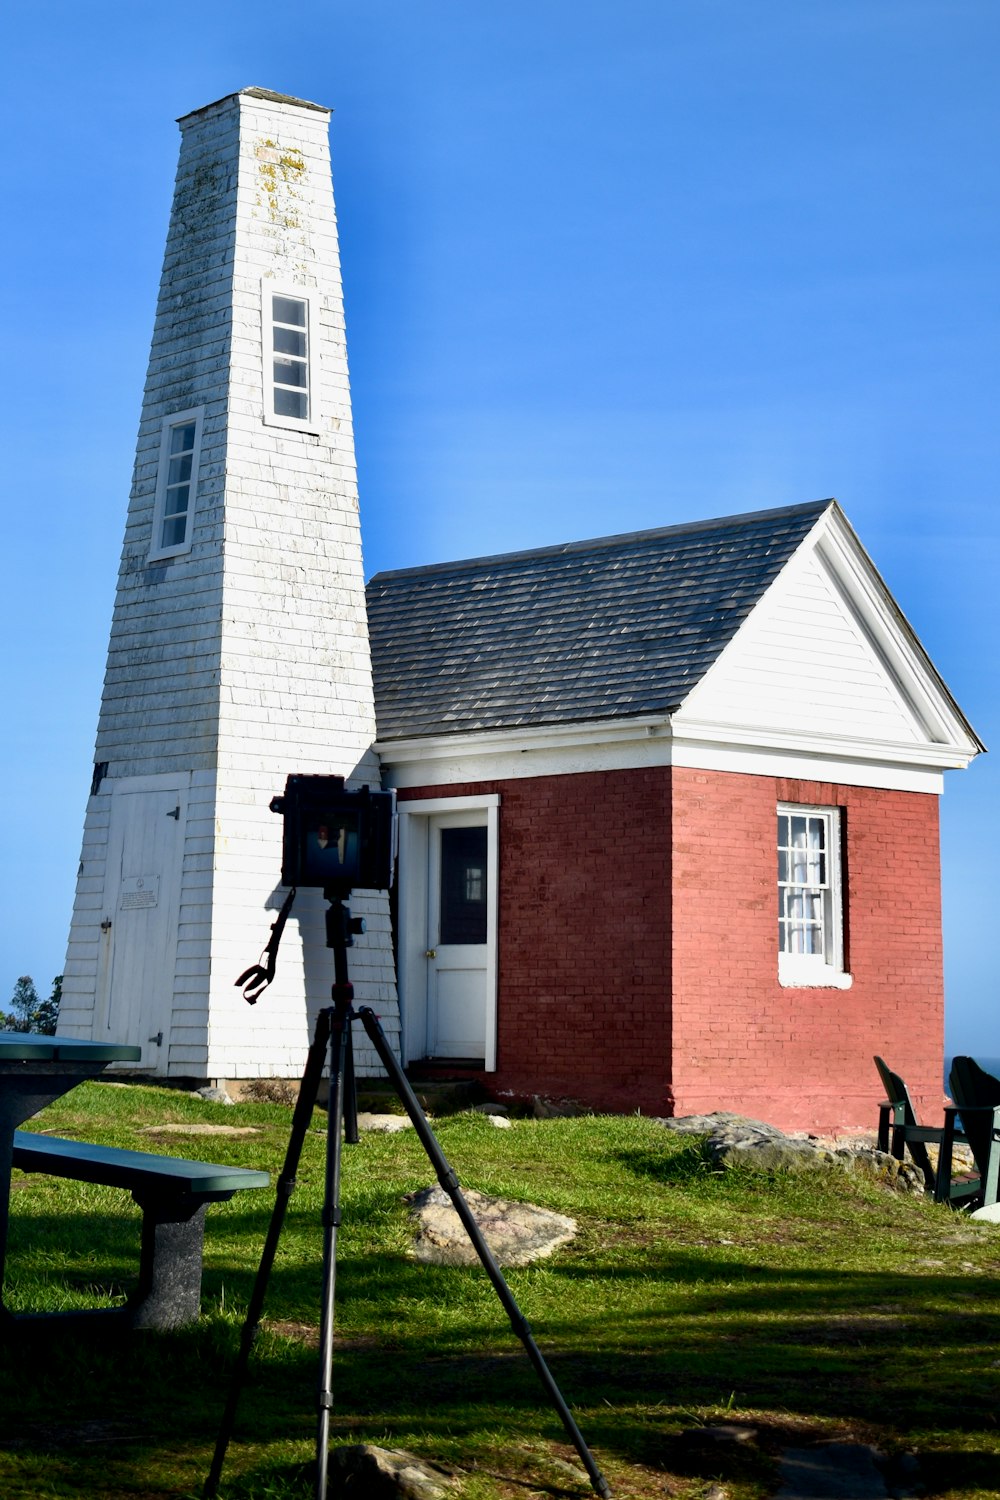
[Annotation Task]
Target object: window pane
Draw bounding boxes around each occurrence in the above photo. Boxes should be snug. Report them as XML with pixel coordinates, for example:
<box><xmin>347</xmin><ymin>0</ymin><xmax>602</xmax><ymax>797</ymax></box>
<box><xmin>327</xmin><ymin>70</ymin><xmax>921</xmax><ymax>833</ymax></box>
<box><xmin>439</xmin><ymin>827</ymin><xmax>488</xmax><ymax>945</ymax></box>
<box><xmin>164</xmin><ymin>484</ymin><xmax>189</xmax><ymax>516</ymax></box>
<box><xmin>274</xmin><ymin>357</ymin><xmax>307</xmax><ymax>388</ymax></box>
<box><xmin>167</xmin><ymin>453</ymin><xmax>193</xmax><ymax>485</ymax></box>
<box><xmin>273</xmin><ymin>295</ymin><xmax>306</xmax><ymax>327</ymax></box>
<box><xmin>274</xmin><ymin>325</ymin><xmax>306</xmax><ymax>357</ymax></box>
<box><xmin>274</xmin><ymin>387</ymin><xmax>308</xmax><ymax>419</ymax></box>
<box><xmin>169</xmin><ymin>422</ymin><xmax>196</xmax><ymax>455</ymax></box>
<box><xmin>161</xmin><ymin>515</ymin><xmax>187</xmax><ymax>548</ymax></box>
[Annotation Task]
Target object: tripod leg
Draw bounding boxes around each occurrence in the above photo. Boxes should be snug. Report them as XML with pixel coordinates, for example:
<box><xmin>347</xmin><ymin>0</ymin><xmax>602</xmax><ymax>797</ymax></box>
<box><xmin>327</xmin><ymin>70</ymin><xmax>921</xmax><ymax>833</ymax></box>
<box><xmin>356</xmin><ymin>1006</ymin><xmax>612</xmax><ymax>1500</ymax></box>
<box><xmin>315</xmin><ymin>1004</ymin><xmax>352</xmax><ymax>1500</ymax></box>
<box><xmin>204</xmin><ymin>1008</ymin><xmax>334</xmax><ymax>1500</ymax></box>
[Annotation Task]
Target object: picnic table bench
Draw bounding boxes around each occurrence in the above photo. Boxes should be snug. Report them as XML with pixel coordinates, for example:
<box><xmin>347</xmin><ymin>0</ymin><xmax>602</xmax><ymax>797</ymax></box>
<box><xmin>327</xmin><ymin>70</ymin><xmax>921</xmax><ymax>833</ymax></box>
<box><xmin>11</xmin><ymin>1131</ymin><xmax>270</xmax><ymax>1330</ymax></box>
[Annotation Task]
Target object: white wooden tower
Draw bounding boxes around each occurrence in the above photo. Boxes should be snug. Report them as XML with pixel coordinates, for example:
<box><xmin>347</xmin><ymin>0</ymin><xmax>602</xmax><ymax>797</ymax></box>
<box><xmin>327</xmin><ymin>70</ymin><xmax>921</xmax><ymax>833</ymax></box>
<box><xmin>61</xmin><ymin>89</ymin><xmax>400</xmax><ymax>1083</ymax></box>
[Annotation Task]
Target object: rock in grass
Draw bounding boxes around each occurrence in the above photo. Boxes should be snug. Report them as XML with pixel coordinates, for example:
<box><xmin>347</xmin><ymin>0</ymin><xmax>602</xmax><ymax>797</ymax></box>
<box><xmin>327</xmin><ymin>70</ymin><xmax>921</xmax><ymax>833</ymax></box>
<box><xmin>329</xmin><ymin>1443</ymin><xmax>457</xmax><ymax>1498</ymax></box>
<box><xmin>406</xmin><ymin>1185</ymin><xmax>577</xmax><ymax>1266</ymax></box>
<box><xmin>658</xmin><ymin>1112</ymin><xmax>924</xmax><ymax>1189</ymax></box>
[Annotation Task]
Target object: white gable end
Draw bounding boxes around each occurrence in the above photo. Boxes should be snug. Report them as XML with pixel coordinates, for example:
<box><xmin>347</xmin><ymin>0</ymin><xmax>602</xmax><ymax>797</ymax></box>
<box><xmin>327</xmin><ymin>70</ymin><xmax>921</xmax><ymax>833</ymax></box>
<box><xmin>674</xmin><ymin>504</ymin><xmax>981</xmax><ymax>788</ymax></box>
<box><xmin>683</xmin><ymin>546</ymin><xmax>923</xmax><ymax>742</ymax></box>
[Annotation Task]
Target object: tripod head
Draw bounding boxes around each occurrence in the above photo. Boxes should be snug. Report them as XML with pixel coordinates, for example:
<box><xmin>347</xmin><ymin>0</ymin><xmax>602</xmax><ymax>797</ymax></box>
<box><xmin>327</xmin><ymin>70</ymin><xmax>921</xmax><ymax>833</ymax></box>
<box><xmin>235</xmin><ymin>775</ymin><xmax>396</xmax><ymax>1005</ymax></box>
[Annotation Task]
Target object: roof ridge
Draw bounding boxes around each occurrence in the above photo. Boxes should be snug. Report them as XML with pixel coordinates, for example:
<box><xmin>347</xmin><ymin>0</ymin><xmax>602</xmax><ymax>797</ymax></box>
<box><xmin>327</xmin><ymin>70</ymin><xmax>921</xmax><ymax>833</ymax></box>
<box><xmin>368</xmin><ymin>498</ymin><xmax>834</xmax><ymax>585</ymax></box>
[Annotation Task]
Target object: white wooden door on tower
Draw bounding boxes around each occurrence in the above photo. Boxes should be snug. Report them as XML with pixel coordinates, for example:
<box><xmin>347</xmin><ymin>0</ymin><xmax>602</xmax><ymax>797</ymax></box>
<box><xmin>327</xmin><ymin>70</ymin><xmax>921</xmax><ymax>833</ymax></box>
<box><xmin>96</xmin><ymin>777</ymin><xmax>187</xmax><ymax>1069</ymax></box>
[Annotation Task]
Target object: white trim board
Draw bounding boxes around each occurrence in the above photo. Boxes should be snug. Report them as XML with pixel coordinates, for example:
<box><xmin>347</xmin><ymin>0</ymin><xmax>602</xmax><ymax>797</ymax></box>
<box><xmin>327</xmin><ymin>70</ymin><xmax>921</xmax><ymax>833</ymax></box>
<box><xmin>378</xmin><ymin>724</ymin><xmax>954</xmax><ymax>794</ymax></box>
<box><xmin>396</xmin><ymin>795</ymin><xmax>499</xmax><ymax>1071</ymax></box>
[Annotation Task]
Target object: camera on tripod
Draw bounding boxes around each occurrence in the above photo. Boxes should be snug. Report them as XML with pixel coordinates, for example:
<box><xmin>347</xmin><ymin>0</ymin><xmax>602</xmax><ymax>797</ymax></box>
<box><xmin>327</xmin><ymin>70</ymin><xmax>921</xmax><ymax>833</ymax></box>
<box><xmin>269</xmin><ymin>775</ymin><xmax>396</xmax><ymax>892</ymax></box>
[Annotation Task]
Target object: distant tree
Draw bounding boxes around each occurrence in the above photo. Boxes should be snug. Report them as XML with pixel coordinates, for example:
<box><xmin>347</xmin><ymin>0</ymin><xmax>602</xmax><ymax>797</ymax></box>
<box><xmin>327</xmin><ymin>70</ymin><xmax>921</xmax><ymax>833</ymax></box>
<box><xmin>33</xmin><ymin>975</ymin><xmax>62</xmax><ymax>1035</ymax></box>
<box><xmin>1</xmin><ymin>975</ymin><xmax>61</xmax><ymax>1034</ymax></box>
<box><xmin>3</xmin><ymin>976</ymin><xmax>40</xmax><ymax>1032</ymax></box>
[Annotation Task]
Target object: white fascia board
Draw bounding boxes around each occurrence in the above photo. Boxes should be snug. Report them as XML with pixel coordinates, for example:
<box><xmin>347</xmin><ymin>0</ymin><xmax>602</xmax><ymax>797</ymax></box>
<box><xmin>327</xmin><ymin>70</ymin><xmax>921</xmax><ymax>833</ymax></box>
<box><xmin>669</xmin><ymin>722</ymin><xmax>946</xmax><ymax>794</ymax></box>
<box><xmin>672</xmin><ymin>714</ymin><xmax>978</xmax><ymax>773</ymax></box>
<box><xmin>376</xmin><ymin>717</ymin><xmax>674</xmax><ymax>787</ymax></box>
<box><xmin>815</xmin><ymin>505</ymin><xmax>984</xmax><ymax>756</ymax></box>
<box><xmin>376</xmin><ymin>714</ymin><xmax>673</xmax><ymax>764</ymax></box>
<box><xmin>376</xmin><ymin>712</ymin><xmax>965</xmax><ymax>793</ymax></box>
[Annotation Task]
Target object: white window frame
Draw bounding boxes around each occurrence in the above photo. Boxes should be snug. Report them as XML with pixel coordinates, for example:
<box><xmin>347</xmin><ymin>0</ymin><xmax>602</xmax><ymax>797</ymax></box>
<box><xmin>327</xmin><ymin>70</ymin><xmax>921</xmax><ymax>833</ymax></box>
<box><xmin>261</xmin><ymin>281</ymin><xmax>321</xmax><ymax>434</ymax></box>
<box><xmin>148</xmin><ymin>407</ymin><xmax>204</xmax><ymax>562</ymax></box>
<box><xmin>777</xmin><ymin>803</ymin><xmax>852</xmax><ymax>989</ymax></box>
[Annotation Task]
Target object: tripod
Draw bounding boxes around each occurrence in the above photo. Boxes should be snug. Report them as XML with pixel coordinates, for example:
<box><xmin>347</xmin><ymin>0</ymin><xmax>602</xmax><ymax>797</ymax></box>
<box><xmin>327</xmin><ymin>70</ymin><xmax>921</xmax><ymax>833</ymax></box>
<box><xmin>206</xmin><ymin>889</ymin><xmax>611</xmax><ymax>1500</ymax></box>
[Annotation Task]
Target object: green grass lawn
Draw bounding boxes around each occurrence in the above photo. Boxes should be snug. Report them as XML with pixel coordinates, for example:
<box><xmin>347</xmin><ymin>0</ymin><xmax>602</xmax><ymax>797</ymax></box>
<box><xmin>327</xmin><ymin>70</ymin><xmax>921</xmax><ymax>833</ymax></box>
<box><xmin>2</xmin><ymin>1082</ymin><xmax>999</xmax><ymax>1499</ymax></box>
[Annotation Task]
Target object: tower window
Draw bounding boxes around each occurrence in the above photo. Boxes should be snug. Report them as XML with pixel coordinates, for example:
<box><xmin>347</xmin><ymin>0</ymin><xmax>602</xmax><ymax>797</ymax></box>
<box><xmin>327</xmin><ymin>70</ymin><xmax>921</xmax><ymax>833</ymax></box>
<box><xmin>263</xmin><ymin>284</ymin><xmax>319</xmax><ymax>431</ymax></box>
<box><xmin>149</xmin><ymin>408</ymin><xmax>204</xmax><ymax>561</ymax></box>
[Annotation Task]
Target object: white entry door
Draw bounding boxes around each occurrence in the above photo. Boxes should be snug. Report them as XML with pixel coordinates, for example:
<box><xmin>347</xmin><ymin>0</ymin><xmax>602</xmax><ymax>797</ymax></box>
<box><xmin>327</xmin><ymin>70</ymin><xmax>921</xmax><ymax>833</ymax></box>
<box><xmin>97</xmin><ymin>780</ymin><xmax>187</xmax><ymax>1069</ymax></box>
<box><xmin>425</xmin><ymin>814</ymin><xmax>490</xmax><ymax>1061</ymax></box>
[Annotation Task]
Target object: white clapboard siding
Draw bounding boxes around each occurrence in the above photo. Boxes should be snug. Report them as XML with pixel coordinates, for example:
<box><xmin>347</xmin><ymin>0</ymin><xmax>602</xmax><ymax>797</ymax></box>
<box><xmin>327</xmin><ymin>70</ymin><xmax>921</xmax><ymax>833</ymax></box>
<box><xmin>682</xmin><ymin>538</ymin><xmax>932</xmax><ymax>748</ymax></box>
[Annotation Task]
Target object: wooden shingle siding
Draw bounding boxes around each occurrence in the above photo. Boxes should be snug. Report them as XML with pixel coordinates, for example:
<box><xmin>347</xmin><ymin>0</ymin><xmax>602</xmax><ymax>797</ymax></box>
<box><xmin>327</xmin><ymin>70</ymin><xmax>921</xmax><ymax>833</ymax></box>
<box><xmin>63</xmin><ymin>92</ymin><xmax>399</xmax><ymax>1079</ymax></box>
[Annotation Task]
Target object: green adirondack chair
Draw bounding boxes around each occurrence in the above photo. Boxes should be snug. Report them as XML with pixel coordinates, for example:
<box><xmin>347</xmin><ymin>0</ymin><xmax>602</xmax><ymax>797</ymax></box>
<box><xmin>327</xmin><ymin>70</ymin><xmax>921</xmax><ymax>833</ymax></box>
<box><xmin>945</xmin><ymin>1056</ymin><xmax>1000</xmax><ymax>1211</ymax></box>
<box><xmin>873</xmin><ymin>1055</ymin><xmax>979</xmax><ymax>1205</ymax></box>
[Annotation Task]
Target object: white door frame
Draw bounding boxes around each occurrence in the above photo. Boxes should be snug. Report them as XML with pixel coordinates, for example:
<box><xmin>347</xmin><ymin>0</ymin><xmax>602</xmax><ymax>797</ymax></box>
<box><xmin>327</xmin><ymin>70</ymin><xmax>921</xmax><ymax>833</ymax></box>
<box><xmin>396</xmin><ymin>794</ymin><xmax>499</xmax><ymax>1071</ymax></box>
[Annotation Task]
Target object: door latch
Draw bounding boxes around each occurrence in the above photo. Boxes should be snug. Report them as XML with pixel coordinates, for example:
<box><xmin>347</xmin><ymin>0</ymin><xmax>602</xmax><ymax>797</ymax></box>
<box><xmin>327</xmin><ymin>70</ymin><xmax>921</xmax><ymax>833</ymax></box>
<box><xmin>424</xmin><ymin>949</ymin><xmax>437</xmax><ymax>959</ymax></box>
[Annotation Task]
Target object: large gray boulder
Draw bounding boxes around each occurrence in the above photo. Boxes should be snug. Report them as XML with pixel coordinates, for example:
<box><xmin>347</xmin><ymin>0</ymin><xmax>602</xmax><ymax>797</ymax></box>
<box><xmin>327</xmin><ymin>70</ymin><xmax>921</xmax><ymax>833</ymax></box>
<box><xmin>406</xmin><ymin>1185</ymin><xmax>577</xmax><ymax>1266</ymax></box>
<box><xmin>329</xmin><ymin>1443</ymin><xmax>457</xmax><ymax>1499</ymax></box>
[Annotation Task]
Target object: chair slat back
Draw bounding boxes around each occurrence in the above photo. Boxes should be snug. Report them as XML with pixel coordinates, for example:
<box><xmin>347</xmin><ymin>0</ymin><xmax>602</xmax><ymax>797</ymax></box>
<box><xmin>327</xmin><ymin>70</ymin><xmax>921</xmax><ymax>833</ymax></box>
<box><xmin>874</xmin><ymin>1055</ymin><xmax>917</xmax><ymax>1122</ymax></box>
<box><xmin>948</xmin><ymin>1056</ymin><xmax>1000</xmax><ymax>1175</ymax></box>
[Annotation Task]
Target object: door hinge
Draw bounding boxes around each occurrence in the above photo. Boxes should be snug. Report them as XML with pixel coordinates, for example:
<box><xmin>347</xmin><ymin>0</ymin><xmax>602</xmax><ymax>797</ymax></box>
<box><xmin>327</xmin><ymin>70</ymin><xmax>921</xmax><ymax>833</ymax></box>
<box><xmin>148</xmin><ymin>1032</ymin><xmax>163</xmax><ymax>1046</ymax></box>
<box><xmin>167</xmin><ymin>806</ymin><xmax>181</xmax><ymax>820</ymax></box>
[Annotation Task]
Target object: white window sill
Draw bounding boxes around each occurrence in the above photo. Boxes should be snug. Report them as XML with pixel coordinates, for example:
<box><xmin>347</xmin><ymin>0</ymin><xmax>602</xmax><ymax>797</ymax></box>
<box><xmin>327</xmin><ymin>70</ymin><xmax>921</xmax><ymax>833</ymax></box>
<box><xmin>262</xmin><ymin>410</ymin><xmax>321</xmax><ymax>437</ymax></box>
<box><xmin>779</xmin><ymin>963</ymin><xmax>853</xmax><ymax>990</ymax></box>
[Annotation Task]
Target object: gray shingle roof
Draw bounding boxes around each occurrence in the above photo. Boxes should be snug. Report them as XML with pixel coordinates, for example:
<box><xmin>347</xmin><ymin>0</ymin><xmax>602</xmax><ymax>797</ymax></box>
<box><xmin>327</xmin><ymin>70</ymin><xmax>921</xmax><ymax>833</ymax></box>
<box><xmin>366</xmin><ymin>499</ymin><xmax>832</xmax><ymax>741</ymax></box>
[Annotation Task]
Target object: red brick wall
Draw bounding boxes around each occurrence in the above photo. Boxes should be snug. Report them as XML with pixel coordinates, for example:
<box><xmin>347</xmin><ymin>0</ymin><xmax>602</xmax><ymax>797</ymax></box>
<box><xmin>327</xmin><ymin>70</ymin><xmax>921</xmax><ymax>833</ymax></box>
<box><xmin>399</xmin><ymin>769</ymin><xmax>673</xmax><ymax>1113</ymax></box>
<box><xmin>670</xmin><ymin>767</ymin><xmax>944</xmax><ymax>1133</ymax></box>
<box><xmin>399</xmin><ymin>765</ymin><xmax>944</xmax><ymax>1133</ymax></box>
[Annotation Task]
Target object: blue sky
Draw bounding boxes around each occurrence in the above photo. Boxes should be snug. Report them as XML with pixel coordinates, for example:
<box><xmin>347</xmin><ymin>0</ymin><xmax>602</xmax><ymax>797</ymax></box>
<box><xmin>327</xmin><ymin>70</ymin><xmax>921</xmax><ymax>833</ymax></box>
<box><xmin>1</xmin><ymin>2</ymin><xmax>997</xmax><ymax>1056</ymax></box>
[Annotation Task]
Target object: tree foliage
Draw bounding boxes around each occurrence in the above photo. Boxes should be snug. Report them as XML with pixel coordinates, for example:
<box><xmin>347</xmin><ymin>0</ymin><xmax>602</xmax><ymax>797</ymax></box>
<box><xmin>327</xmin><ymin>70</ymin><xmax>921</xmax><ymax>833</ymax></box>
<box><xmin>2</xmin><ymin>974</ymin><xmax>62</xmax><ymax>1033</ymax></box>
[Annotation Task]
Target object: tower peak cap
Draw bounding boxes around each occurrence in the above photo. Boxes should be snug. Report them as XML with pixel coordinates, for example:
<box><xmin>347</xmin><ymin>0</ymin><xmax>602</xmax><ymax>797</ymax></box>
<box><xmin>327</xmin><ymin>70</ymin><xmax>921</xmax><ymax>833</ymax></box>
<box><xmin>177</xmin><ymin>87</ymin><xmax>331</xmax><ymax>126</ymax></box>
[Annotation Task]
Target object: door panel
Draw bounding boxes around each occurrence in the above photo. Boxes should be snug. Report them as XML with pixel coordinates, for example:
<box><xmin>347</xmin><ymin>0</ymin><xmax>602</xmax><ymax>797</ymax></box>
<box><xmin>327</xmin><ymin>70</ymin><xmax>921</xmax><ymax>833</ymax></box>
<box><xmin>98</xmin><ymin>785</ymin><xmax>185</xmax><ymax>1069</ymax></box>
<box><xmin>426</xmin><ymin>817</ymin><xmax>488</xmax><ymax>1060</ymax></box>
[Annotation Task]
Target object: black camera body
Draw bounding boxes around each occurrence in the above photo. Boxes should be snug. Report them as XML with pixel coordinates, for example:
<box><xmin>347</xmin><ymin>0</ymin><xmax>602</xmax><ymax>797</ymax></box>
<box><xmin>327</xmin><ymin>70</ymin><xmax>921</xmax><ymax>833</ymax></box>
<box><xmin>270</xmin><ymin>775</ymin><xmax>396</xmax><ymax>892</ymax></box>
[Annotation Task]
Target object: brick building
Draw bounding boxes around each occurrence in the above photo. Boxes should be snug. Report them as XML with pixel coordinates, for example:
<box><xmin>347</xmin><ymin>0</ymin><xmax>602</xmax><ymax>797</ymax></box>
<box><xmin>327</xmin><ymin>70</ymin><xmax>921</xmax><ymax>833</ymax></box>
<box><xmin>61</xmin><ymin>89</ymin><xmax>982</xmax><ymax>1133</ymax></box>
<box><xmin>369</xmin><ymin>503</ymin><xmax>982</xmax><ymax>1131</ymax></box>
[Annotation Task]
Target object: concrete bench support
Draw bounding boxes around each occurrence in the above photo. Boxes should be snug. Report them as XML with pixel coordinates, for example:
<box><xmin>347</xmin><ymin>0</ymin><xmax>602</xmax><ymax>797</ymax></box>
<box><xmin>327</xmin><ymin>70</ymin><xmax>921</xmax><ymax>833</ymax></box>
<box><xmin>11</xmin><ymin>1132</ymin><xmax>269</xmax><ymax>1330</ymax></box>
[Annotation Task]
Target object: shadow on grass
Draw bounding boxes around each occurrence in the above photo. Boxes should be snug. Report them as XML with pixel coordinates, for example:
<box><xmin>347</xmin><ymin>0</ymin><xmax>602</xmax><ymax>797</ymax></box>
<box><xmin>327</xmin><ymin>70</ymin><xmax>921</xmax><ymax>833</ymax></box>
<box><xmin>6</xmin><ymin>1137</ymin><xmax>1000</xmax><ymax>1497</ymax></box>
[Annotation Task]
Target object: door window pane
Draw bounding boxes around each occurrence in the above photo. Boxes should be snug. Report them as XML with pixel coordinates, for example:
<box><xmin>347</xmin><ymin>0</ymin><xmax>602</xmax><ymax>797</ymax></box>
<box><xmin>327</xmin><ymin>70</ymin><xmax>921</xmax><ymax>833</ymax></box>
<box><xmin>439</xmin><ymin>826</ymin><xmax>488</xmax><ymax>945</ymax></box>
